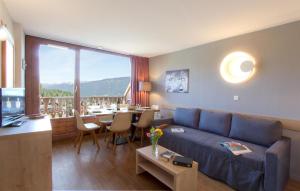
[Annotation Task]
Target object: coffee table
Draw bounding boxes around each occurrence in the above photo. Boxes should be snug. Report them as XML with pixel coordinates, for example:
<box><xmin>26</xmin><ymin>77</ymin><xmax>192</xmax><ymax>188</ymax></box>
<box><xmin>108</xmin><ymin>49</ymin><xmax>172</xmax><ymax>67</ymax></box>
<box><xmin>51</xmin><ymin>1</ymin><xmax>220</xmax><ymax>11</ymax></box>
<box><xmin>136</xmin><ymin>145</ymin><xmax>198</xmax><ymax>191</ymax></box>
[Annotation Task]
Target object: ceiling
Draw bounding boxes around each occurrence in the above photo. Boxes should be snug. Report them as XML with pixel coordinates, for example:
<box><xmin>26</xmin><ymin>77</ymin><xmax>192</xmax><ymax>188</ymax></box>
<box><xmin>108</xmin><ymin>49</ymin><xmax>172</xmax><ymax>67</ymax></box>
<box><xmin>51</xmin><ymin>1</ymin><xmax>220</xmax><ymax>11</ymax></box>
<box><xmin>3</xmin><ymin>0</ymin><xmax>300</xmax><ymax>57</ymax></box>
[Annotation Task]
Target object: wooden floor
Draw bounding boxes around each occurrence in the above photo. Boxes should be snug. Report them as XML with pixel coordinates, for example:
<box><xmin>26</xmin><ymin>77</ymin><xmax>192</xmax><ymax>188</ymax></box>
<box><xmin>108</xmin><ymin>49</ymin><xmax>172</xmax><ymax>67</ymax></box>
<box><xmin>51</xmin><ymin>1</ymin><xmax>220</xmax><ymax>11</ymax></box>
<box><xmin>53</xmin><ymin>137</ymin><xmax>300</xmax><ymax>191</ymax></box>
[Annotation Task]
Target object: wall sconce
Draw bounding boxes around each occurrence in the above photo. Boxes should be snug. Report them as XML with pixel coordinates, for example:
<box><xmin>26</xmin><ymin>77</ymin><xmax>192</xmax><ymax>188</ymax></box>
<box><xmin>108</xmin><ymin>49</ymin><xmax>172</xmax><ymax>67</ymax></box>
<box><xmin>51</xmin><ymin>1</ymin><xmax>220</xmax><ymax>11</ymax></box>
<box><xmin>220</xmin><ymin>51</ymin><xmax>256</xmax><ymax>84</ymax></box>
<box><xmin>139</xmin><ymin>81</ymin><xmax>152</xmax><ymax>92</ymax></box>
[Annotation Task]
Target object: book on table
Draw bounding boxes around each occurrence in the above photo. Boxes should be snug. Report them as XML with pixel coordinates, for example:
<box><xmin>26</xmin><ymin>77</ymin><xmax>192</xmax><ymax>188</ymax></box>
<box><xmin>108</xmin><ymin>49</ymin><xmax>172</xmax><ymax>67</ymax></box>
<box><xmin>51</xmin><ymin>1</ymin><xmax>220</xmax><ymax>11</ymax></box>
<box><xmin>220</xmin><ymin>141</ymin><xmax>252</xmax><ymax>155</ymax></box>
<box><xmin>173</xmin><ymin>156</ymin><xmax>193</xmax><ymax>168</ymax></box>
<box><xmin>159</xmin><ymin>151</ymin><xmax>175</xmax><ymax>161</ymax></box>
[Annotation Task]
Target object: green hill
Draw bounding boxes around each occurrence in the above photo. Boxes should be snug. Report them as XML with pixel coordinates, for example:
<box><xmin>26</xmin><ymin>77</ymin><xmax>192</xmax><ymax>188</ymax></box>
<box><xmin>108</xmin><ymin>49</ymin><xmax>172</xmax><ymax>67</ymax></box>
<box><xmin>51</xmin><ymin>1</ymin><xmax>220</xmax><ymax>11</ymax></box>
<box><xmin>41</xmin><ymin>77</ymin><xmax>130</xmax><ymax>97</ymax></box>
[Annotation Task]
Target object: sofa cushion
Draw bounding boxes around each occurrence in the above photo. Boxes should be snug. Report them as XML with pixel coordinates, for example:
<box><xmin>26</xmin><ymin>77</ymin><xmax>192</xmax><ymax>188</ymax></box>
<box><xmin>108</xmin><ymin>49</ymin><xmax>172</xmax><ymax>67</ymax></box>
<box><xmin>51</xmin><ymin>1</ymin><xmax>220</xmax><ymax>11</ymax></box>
<box><xmin>199</xmin><ymin>110</ymin><xmax>232</xmax><ymax>136</ymax></box>
<box><xmin>159</xmin><ymin>125</ymin><xmax>266</xmax><ymax>191</ymax></box>
<box><xmin>229</xmin><ymin>114</ymin><xmax>282</xmax><ymax>147</ymax></box>
<box><xmin>173</xmin><ymin>108</ymin><xmax>200</xmax><ymax>128</ymax></box>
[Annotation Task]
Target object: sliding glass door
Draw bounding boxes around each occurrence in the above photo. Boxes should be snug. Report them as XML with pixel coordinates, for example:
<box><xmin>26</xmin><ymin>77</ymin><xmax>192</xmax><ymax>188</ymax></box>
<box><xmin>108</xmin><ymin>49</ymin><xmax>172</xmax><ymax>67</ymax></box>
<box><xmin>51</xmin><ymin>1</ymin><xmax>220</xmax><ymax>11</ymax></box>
<box><xmin>39</xmin><ymin>44</ymin><xmax>76</xmax><ymax>118</ymax></box>
<box><xmin>38</xmin><ymin>43</ymin><xmax>131</xmax><ymax>118</ymax></box>
<box><xmin>79</xmin><ymin>49</ymin><xmax>131</xmax><ymax>115</ymax></box>
<box><xmin>36</xmin><ymin>38</ymin><xmax>131</xmax><ymax>118</ymax></box>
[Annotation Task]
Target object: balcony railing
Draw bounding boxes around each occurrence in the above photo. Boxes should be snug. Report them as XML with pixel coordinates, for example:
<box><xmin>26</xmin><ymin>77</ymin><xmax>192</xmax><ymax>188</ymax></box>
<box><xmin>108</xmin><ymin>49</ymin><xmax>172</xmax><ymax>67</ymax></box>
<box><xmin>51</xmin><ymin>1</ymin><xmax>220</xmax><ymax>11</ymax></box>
<box><xmin>40</xmin><ymin>96</ymin><xmax>126</xmax><ymax>118</ymax></box>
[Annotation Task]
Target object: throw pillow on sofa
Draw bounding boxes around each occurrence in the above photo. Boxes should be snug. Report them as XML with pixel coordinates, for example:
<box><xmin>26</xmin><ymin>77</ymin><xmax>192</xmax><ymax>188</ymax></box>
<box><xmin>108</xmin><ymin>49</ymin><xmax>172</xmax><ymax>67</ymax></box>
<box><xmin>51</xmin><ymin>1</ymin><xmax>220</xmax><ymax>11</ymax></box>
<box><xmin>199</xmin><ymin>110</ymin><xmax>232</xmax><ymax>136</ymax></box>
<box><xmin>229</xmin><ymin>114</ymin><xmax>282</xmax><ymax>147</ymax></box>
<box><xmin>173</xmin><ymin>107</ymin><xmax>200</xmax><ymax>128</ymax></box>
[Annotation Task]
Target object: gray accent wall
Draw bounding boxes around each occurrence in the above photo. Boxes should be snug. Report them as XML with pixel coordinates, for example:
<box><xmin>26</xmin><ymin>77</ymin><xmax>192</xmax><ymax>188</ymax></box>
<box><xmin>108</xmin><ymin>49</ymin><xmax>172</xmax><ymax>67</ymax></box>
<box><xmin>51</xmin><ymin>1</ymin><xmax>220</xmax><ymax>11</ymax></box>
<box><xmin>149</xmin><ymin>21</ymin><xmax>300</xmax><ymax>181</ymax></box>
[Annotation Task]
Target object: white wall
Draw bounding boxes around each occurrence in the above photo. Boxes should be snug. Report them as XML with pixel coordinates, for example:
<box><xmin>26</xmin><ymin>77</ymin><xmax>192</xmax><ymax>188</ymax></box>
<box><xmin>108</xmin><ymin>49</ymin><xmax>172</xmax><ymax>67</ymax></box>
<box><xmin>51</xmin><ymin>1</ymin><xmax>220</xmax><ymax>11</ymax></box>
<box><xmin>13</xmin><ymin>22</ymin><xmax>25</xmax><ymax>87</ymax></box>
<box><xmin>0</xmin><ymin>0</ymin><xmax>25</xmax><ymax>87</ymax></box>
<box><xmin>0</xmin><ymin>0</ymin><xmax>13</xmax><ymax>36</ymax></box>
<box><xmin>150</xmin><ymin>21</ymin><xmax>300</xmax><ymax>181</ymax></box>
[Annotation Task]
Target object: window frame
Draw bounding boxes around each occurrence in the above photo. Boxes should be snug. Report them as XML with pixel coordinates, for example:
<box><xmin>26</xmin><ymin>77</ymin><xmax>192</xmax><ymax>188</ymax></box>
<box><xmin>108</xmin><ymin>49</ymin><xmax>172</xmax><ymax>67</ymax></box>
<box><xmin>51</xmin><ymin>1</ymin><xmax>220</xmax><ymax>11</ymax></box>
<box><xmin>27</xmin><ymin>35</ymin><xmax>130</xmax><ymax>117</ymax></box>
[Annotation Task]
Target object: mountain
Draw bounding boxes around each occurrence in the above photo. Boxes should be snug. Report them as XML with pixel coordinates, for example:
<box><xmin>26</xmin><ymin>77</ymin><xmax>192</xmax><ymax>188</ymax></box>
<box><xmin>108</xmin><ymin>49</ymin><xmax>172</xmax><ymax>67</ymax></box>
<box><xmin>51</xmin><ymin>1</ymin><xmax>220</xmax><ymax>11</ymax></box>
<box><xmin>41</xmin><ymin>77</ymin><xmax>130</xmax><ymax>97</ymax></box>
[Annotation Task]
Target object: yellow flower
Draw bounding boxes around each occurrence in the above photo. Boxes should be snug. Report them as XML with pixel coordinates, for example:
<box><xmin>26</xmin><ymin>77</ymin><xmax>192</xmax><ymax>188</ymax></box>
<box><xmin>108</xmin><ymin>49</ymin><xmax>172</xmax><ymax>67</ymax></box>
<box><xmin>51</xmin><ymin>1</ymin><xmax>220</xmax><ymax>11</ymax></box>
<box><xmin>154</xmin><ymin>128</ymin><xmax>163</xmax><ymax>137</ymax></box>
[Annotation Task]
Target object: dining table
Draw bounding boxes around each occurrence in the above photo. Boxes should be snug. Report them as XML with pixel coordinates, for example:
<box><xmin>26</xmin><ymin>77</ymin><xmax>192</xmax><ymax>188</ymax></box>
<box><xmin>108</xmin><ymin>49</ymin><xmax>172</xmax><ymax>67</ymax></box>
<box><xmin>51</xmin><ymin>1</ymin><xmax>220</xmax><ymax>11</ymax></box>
<box><xmin>92</xmin><ymin>107</ymin><xmax>160</xmax><ymax>145</ymax></box>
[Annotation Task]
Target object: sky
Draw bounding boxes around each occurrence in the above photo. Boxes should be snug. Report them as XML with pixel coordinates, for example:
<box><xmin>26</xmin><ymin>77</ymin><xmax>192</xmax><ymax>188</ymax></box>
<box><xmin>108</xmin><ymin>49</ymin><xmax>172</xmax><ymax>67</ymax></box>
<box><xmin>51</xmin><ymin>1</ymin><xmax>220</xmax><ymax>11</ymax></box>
<box><xmin>39</xmin><ymin>45</ymin><xmax>131</xmax><ymax>84</ymax></box>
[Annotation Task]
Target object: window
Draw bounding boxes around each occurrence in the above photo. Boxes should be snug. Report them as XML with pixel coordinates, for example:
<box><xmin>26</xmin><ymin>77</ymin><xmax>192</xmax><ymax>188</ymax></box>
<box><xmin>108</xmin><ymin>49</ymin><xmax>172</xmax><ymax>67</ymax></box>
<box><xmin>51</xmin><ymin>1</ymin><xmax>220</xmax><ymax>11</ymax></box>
<box><xmin>39</xmin><ymin>44</ymin><xmax>75</xmax><ymax>118</ymax></box>
<box><xmin>38</xmin><ymin>41</ymin><xmax>131</xmax><ymax>118</ymax></box>
<box><xmin>79</xmin><ymin>49</ymin><xmax>131</xmax><ymax>115</ymax></box>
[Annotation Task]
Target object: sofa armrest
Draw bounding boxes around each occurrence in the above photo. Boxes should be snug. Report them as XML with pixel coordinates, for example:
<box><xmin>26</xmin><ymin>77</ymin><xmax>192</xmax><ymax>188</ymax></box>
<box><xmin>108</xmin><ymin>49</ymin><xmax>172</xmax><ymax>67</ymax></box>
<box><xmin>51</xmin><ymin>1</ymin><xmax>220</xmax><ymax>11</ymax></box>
<box><xmin>265</xmin><ymin>137</ymin><xmax>291</xmax><ymax>191</ymax></box>
<box><xmin>152</xmin><ymin>118</ymin><xmax>174</xmax><ymax>127</ymax></box>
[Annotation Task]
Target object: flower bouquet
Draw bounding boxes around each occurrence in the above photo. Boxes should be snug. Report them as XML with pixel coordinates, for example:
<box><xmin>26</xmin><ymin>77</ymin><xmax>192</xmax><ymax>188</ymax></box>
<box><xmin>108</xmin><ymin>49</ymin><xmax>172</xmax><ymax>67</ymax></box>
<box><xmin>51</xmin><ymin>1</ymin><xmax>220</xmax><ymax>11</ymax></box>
<box><xmin>147</xmin><ymin>127</ymin><xmax>164</xmax><ymax>157</ymax></box>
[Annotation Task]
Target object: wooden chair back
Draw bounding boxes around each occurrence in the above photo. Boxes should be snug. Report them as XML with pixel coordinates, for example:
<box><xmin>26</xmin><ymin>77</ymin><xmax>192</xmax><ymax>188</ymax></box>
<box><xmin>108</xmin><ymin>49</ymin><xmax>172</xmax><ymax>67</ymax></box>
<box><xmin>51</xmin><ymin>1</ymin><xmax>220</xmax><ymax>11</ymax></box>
<box><xmin>137</xmin><ymin>110</ymin><xmax>154</xmax><ymax>128</ymax></box>
<box><xmin>119</xmin><ymin>104</ymin><xmax>129</xmax><ymax>109</ymax></box>
<box><xmin>74</xmin><ymin>110</ymin><xmax>86</xmax><ymax>131</ymax></box>
<box><xmin>111</xmin><ymin>112</ymin><xmax>132</xmax><ymax>132</ymax></box>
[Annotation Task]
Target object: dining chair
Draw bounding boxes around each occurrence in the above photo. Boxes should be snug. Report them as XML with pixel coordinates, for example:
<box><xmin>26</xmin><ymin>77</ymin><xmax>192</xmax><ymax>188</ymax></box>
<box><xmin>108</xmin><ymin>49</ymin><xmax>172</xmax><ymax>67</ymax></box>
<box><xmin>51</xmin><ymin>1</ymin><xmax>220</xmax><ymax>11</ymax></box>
<box><xmin>151</xmin><ymin>105</ymin><xmax>161</xmax><ymax>119</ymax></box>
<box><xmin>74</xmin><ymin>110</ymin><xmax>101</xmax><ymax>154</ymax></box>
<box><xmin>98</xmin><ymin>114</ymin><xmax>114</xmax><ymax>141</ymax></box>
<box><xmin>119</xmin><ymin>104</ymin><xmax>129</xmax><ymax>110</ymax></box>
<box><xmin>128</xmin><ymin>105</ymin><xmax>136</xmax><ymax>110</ymax></box>
<box><xmin>106</xmin><ymin>112</ymin><xmax>132</xmax><ymax>151</ymax></box>
<box><xmin>132</xmin><ymin>110</ymin><xmax>155</xmax><ymax>146</ymax></box>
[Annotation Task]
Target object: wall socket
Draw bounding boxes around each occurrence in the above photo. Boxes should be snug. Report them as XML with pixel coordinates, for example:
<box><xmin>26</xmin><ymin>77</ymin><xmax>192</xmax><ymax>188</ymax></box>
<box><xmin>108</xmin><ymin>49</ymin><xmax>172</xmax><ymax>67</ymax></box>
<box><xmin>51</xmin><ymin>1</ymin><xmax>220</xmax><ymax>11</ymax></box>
<box><xmin>234</xmin><ymin>95</ymin><xmax>239</xmax><ymax>101</ymax></box>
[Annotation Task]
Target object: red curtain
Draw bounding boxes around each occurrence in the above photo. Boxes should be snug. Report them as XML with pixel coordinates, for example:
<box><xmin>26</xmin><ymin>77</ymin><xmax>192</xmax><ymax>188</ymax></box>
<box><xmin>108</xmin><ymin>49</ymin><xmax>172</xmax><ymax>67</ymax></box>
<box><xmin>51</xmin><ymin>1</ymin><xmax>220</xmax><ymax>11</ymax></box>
<box><xmin>25</xmin><ymin>36</ymin><xmax>41</xmax><ymax>115</ymax></box>
<box><xmin>131</xmin><ymin>56</ymin><xmax>150</xmax><ymax>106</ymax></box>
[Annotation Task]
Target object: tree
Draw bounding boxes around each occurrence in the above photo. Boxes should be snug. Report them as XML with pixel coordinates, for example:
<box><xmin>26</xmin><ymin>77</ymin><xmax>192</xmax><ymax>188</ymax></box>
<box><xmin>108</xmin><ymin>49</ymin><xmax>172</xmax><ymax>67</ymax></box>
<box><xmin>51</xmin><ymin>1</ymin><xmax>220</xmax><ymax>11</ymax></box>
<box><xmin>40</xmin><ymin>86</ymin><xmax>73</xmax><ymax>97</ymax></box>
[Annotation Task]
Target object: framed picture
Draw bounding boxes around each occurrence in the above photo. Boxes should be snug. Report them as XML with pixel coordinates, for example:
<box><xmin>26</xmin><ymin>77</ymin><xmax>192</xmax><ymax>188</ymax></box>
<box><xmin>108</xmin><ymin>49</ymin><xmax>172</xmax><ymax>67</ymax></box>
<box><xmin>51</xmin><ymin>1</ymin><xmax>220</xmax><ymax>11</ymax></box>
<box><xmin>165</xmin><ymin>69</ymin><xmax>189</xmax><ymax>93</ymax></box>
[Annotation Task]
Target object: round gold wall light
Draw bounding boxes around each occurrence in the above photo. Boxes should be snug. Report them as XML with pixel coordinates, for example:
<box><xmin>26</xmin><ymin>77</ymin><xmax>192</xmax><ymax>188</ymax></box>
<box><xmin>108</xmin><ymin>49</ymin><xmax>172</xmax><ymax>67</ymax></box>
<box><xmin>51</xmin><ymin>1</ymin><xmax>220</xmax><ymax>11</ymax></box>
<box><xmin>220</xmin><ymin>51</ymin><xmax>256</xmax><ymax>84</ymax></box>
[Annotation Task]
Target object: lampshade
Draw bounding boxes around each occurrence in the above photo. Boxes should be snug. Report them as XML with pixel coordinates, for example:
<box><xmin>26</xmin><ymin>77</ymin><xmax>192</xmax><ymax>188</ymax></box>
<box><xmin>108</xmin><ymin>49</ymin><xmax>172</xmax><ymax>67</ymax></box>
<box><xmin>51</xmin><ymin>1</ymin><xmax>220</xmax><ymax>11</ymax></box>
<box><xmin>139</xmin><ymin>81</ymin><xmax>152</xmax><ymax>92</ymax></box>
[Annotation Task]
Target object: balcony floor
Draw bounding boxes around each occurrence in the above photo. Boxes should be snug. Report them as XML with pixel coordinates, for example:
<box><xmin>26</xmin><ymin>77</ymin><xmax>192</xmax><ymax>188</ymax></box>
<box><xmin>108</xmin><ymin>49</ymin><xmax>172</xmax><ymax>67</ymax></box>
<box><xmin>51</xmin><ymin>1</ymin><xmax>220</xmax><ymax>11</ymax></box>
<box><xmin>52</xmin><ymin>137</ymin><xmax>300</xmax><ymax>191</ymax></box>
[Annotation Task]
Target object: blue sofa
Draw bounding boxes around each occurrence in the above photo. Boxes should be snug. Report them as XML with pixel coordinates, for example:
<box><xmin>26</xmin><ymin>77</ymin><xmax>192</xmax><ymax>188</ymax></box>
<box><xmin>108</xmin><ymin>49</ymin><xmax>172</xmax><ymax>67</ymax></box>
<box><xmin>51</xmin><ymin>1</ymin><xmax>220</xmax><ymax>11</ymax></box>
<box><xmin>157</xmin><ymin>108</ymin><xmax>290</xmax><ymax>191</ymax></box>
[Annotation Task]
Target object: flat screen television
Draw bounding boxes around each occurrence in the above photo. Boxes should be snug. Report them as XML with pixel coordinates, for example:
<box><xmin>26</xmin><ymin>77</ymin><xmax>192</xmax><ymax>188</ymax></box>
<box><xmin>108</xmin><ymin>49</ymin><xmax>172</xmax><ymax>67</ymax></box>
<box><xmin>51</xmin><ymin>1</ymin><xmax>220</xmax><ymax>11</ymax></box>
<box><xmin>0</xmin><ymin>88</ymin><xmax>25</xmax><ymax>127</ymax></box>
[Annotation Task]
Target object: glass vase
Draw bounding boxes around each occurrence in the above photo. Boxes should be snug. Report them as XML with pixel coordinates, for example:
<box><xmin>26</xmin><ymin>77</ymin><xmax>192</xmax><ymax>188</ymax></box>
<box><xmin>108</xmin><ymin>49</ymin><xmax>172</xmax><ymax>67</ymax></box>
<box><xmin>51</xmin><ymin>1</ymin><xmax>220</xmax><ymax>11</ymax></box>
<box><xmin>151</xmin><ymin>139</ymin><xmax>159</xmax><ymax>158</ymax></box>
